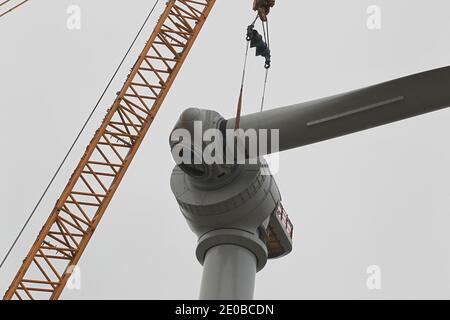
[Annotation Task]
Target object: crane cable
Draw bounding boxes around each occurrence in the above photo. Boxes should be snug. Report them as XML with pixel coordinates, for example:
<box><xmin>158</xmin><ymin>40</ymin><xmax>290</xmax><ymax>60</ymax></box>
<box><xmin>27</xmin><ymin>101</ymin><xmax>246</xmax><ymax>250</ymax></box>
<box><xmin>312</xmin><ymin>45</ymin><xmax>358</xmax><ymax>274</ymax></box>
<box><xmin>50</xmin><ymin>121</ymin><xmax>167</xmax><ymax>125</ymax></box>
<box><xmin>0</xmin><ymin>0</ymin><xmax>13</xmax><ymax>7</ymax></box>
<box><xmin>260</xmin><ymin>65</ymin><xmax>269</xmax><ymax>112</ymax></box>
<box><xmin>0</xmin><ymin>0</ymin><xmax>30</xmax><ymax>19</ymax></box>
<box><xmin>235</xmin><ymin>15</ymin><xmax>271</xmax><ymax>129</ymax></box>
<box><xmin>234</xmin><ymin>40</ymin><xmax>250</xmax><ymax>130</ymax></box>
<box><xmin>0</xmin><ymin>0</ymin><xmax>160</xmax><ymax>271</ymax></box>
<box><xmin>235</xmin><ymin>15</ymin><xmax>259</xmax><ymax>130</ymax></box>
<box><xmin>260</xmin><ymin>18</ymin><xmax>270</xmax><ymax>112</ymax></box>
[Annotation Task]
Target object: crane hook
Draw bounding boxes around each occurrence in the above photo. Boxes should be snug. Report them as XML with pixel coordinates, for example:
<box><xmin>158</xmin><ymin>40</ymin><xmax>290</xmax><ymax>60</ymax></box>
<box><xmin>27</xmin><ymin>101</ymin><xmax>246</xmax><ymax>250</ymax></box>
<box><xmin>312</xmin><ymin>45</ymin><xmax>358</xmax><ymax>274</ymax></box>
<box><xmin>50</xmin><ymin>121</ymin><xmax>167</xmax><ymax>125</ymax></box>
<box><xmin>253</xmin><ymin>0</ymin><xmax>276</xmax><ymax>22</ymax></box>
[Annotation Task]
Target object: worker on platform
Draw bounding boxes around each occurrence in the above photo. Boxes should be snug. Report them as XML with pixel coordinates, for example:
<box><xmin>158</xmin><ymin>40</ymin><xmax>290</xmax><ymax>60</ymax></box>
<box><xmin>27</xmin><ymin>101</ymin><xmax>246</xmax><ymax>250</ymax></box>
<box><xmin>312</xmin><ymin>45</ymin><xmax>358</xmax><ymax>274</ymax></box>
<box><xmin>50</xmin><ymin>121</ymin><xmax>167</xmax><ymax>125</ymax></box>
<box><xmin>253</xmin><ymin>0</ymin><xmax>276</xmax><ymax>22</ymax></box>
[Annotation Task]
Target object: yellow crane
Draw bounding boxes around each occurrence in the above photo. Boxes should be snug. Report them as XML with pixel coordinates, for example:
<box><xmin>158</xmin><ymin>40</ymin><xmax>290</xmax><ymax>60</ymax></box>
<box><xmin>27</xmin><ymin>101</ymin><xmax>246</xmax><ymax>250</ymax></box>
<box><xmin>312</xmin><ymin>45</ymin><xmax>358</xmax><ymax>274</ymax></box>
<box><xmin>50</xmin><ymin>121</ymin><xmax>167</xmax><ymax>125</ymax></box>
<box><xmin>3</xmin><ymin>0</ymin><xmax>217</xmax><ymax>300</ymax></box>
<box><xmin>3</xmin><ymin>0</ymin><xmax>281</xmax><ymax>300</ymax></box>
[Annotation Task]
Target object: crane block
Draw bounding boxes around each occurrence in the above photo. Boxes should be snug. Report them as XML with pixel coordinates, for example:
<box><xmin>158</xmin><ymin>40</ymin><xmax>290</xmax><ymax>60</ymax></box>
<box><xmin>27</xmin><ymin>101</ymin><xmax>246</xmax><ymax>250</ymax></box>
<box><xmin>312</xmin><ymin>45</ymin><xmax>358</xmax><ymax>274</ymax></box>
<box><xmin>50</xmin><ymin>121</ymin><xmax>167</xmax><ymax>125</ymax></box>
<box><xmin>253</xmin><ymin>0</ymin><xmax>276</xmax><ymax>22</ymax></box>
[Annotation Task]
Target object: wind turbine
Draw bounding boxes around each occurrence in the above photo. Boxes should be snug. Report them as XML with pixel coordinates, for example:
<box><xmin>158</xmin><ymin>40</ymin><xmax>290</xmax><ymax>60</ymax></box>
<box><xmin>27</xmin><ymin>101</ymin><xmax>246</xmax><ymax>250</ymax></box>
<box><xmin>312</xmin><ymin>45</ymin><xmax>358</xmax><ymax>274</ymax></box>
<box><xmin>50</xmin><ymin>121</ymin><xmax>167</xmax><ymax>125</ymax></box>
<box><xmin>169</xmin><ymin>66</ymin><xmax>450</xmax><ymax>299</ymax></box>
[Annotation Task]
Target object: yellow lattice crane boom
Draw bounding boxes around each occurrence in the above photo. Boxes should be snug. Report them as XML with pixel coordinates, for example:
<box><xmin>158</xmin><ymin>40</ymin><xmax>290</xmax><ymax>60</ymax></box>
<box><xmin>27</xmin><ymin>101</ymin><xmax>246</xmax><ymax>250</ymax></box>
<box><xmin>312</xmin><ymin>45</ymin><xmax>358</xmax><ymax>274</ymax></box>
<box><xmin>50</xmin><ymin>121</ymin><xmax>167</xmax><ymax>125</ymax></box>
<box><xmin>3</xmin><ymin>0</ymin><xmax>216</xmax><ymax>300</ymax></box>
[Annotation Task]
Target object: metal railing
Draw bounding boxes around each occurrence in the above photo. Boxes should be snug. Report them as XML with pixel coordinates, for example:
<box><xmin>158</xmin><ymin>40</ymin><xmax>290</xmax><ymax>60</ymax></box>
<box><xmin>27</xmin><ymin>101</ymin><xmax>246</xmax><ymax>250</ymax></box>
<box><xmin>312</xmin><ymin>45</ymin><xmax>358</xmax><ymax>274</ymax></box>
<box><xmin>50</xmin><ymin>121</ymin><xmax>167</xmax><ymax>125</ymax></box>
<box><xmin>276</xmin><ymin>204</ymin><xmax>293</xmax><ymax>239</ymax></box>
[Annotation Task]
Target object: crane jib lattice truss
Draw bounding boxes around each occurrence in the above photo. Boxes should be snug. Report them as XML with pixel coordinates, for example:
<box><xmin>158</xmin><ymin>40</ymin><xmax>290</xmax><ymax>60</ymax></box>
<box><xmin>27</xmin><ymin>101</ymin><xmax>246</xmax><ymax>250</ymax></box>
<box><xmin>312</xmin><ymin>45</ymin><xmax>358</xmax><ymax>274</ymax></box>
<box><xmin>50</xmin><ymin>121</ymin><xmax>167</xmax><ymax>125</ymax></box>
<box><xmin>3</xmin><ymin>0</ymin><xmax>216</xmax><ymax>300</ymax></box>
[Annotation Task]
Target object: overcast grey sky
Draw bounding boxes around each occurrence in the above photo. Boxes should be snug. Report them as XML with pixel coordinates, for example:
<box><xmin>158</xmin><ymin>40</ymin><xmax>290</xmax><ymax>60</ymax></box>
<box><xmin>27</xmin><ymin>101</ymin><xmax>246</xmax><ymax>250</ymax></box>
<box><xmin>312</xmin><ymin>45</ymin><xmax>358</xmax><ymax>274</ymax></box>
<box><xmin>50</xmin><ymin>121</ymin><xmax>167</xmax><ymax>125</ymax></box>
<box><xmin>1</xmin><ymin>0</ymin><xmax>450</xmax><ymax>299</ymax></box>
